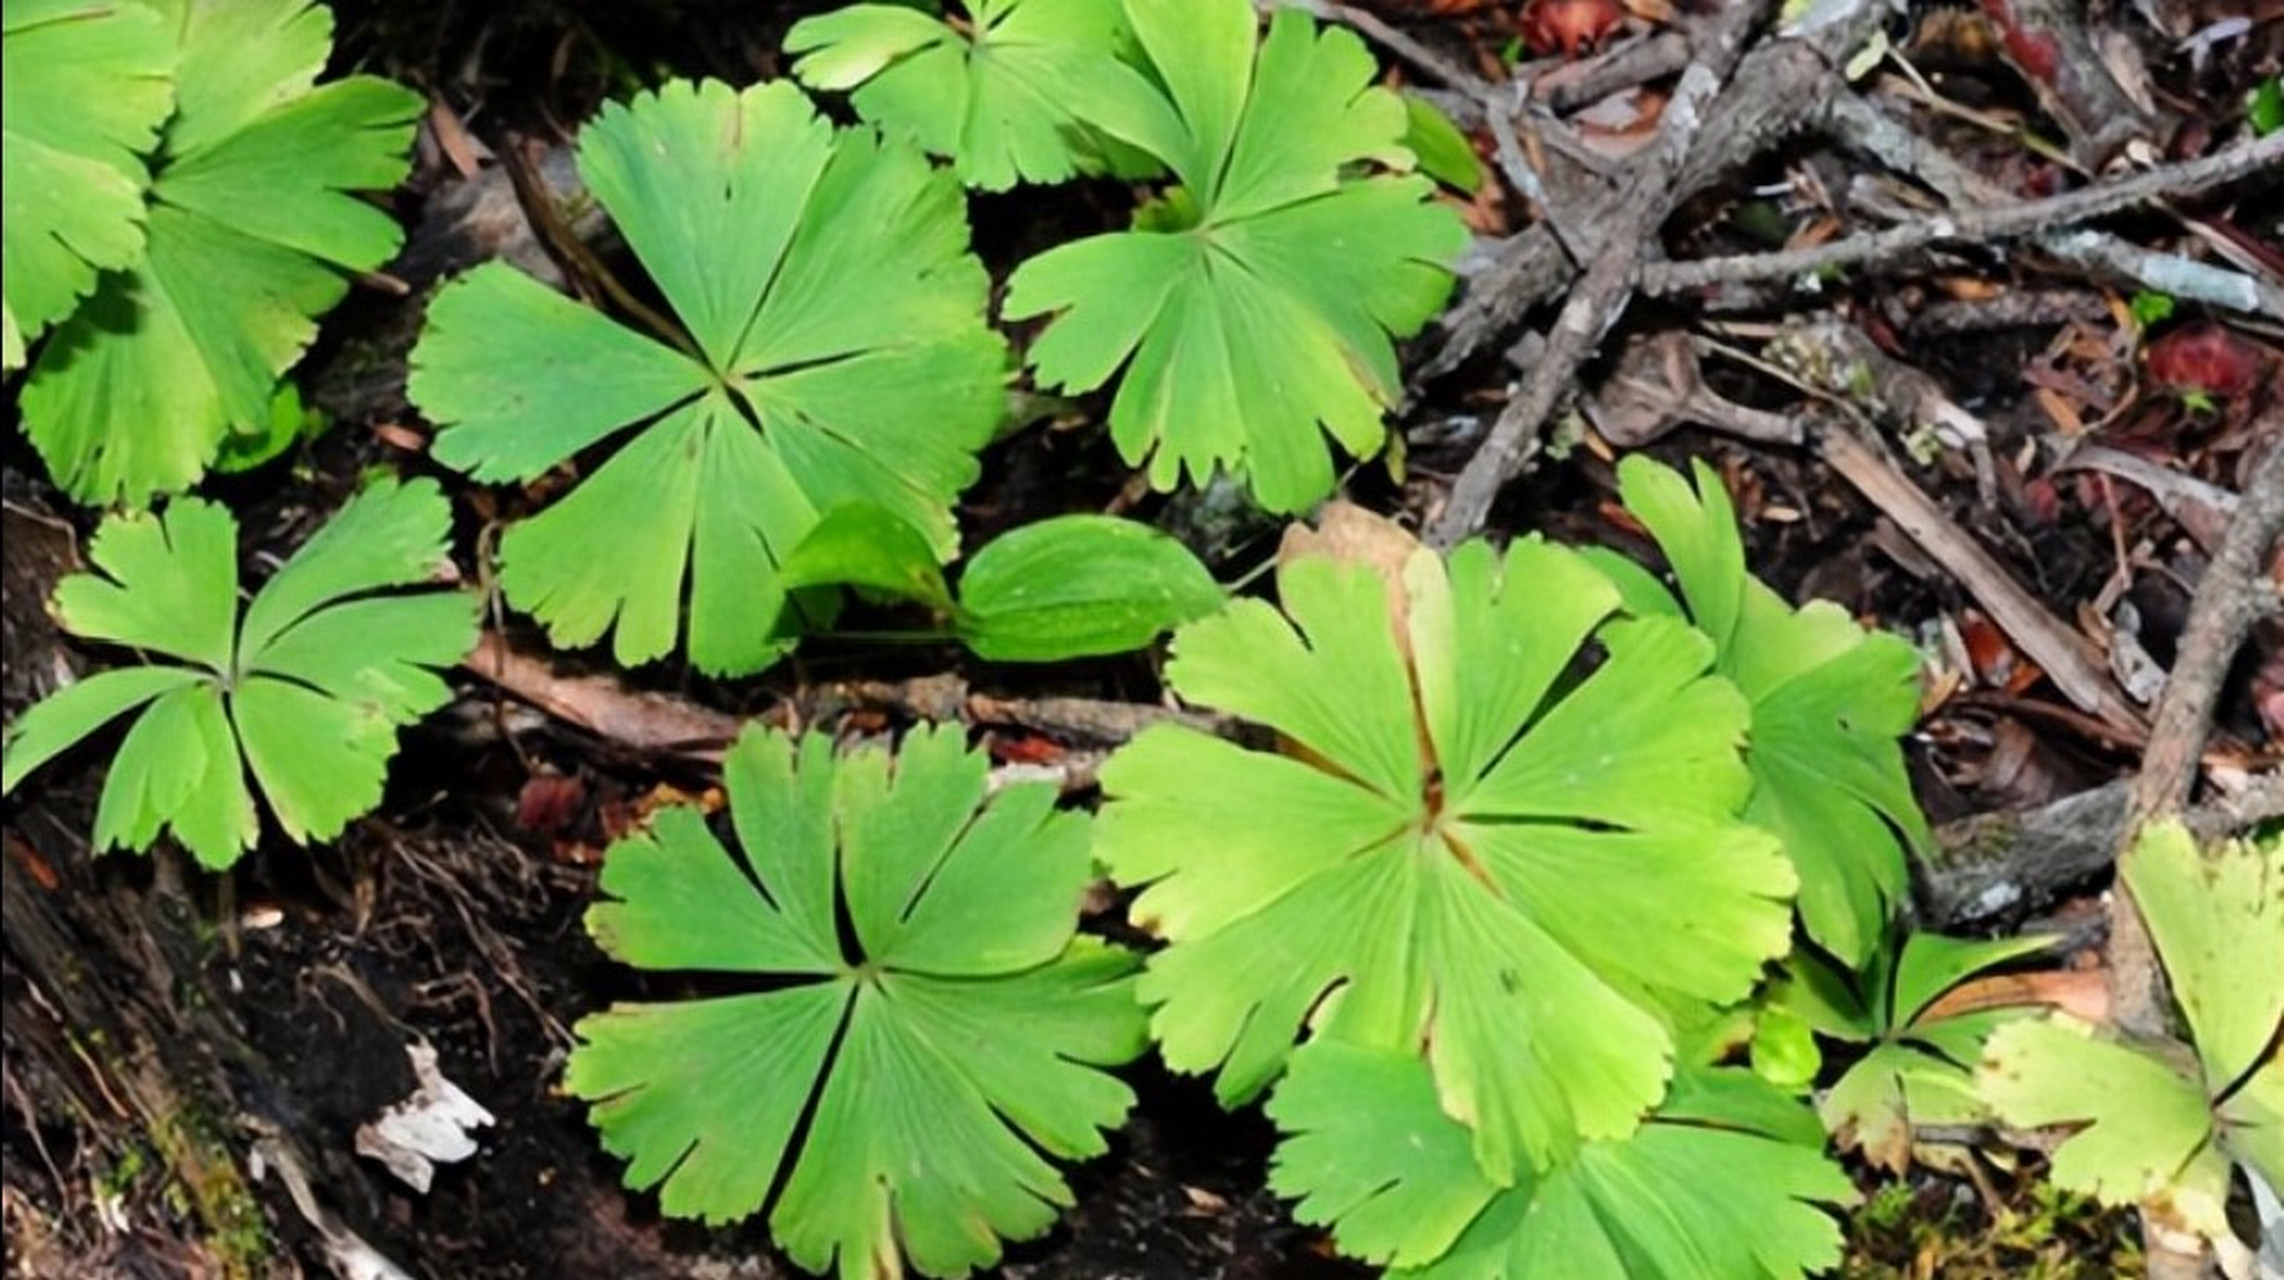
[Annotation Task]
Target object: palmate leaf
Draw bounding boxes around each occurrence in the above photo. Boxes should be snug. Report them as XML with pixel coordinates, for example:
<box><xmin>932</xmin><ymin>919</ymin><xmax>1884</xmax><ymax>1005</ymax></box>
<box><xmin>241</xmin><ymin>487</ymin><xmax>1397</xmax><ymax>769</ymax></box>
<box><xmin>410</xmin><ymin>79</ymin><xmax>1007</xmax><ymax>676</ymax></box>
<box><xmin>1268</xmin><ymin>1043</ymin><xmax>1854</xmax><ymax>1277</ymax></box>
<box><xmin>1590</xmin><ymin>454</ymin><xmax>1929</xmax><ymax>967</ymax></box>
<box><xmin>18</xmin><ymin>0</ymin><xmax>419</xmax><ymax>504</ymax></box>
<box><xmin>1001</xmin><ymin>0</ymin><xmax>1467</xmax><ymax>514</ymax></box>
<box><xmin>1979</xmin><ymin>821</ymin><xmax>2284</xmax><ymax>1246</ymax></box>
<box><xmin>1096</xmin><ymin>521</ymin><xmax>1796</xmax><ymax>1180</ymax></box>
<box><xmin>0</xmin><ymin>479</ymin><xmax>477</xmax><ymax>868</ymax></box>
<box><xmin>1</xmin><ymin>0</ymin><xmax>175</xmax><ymax>369</ymax></box>
<box><xmin>1795</xmin><ymin>930</ymin><xmax>2054</xmax><ymax>1172</ymax></box>
<box><xmin>565</xmin><ymin>726</ymin><xmax>1146</xmax><ymax>1279</ymax></box>
<box><xmin>786</xmin><ymin>0</ymin><xmax>1147</xmax><ymax>191</ymax></box>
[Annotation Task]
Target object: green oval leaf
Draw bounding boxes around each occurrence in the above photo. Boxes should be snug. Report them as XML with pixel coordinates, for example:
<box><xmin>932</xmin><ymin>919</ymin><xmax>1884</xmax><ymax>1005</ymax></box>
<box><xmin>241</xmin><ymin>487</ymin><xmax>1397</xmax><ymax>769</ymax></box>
<box><xmin>779</xmin><ymin>502</ymin><xmax>954</xmax><ymax>610</ymax></box>
<box><xmin>957</xmin><ymin>514</ymin><xmax>1223</xmax><ymax>661</ymax></box>
<box><xmin>1401</xmin><ymin>94</ymin><xmax>1481</xmax><ymax>194</ymax></box>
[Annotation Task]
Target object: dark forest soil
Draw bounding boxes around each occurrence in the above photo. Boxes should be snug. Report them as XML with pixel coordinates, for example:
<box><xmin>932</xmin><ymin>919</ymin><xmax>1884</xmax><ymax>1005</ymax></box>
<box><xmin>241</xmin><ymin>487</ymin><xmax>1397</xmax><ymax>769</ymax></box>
<box><xmin>3</xmin><ymin>710</ymin><xmax>1369</xmax><ymax>1280</ymax></box>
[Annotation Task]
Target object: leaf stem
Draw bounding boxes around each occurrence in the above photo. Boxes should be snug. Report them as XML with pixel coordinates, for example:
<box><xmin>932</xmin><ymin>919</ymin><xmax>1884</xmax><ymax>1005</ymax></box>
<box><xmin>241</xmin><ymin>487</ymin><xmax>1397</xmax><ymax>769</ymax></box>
<box><xmin>500</xmin><ymin>144</ymin><xmax>704</xmax><ymax>363</ymax></box>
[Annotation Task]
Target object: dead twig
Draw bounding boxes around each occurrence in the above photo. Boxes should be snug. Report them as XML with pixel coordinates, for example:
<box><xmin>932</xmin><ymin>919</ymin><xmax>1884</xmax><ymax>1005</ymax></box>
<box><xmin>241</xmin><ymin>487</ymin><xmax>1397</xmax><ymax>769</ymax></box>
<box><xmin>1642</xmin><ymin>133</ymin><xmax>2284</xmax><ymax>306</ymax></box>
<box><xmin>466</xmin><ymin>630</ymin><xmax>743</xmax><ymax>761</ymax></box>
<box><xmin>1819</xmin><ymin>422</ymin><xmax>2146</xmax><ymax>729</ymax></box>
<box><xmin>2053</xmin><ymin>444</ymin><xmax>2239</xmax><ymax>549</ymax></box>
<box><xmin>1816</xmin><ymin>93</ymin><xmax>2284</xmax><ymax>318</ymax></box>
<box><xmin>1426</xmin><ymin>0</ymin><xmax>1887</xmax><ymax>379</ymax></box>
<box><xmin>1919</xmin><ymin>770</ymin><xmax>2284</xmax><ymax>925</ymax></box>
<box><xmin>1761</xmin><ymin>316</ymin><xmax>1995</xmax><ymax>496</ymax></box>
<box><xmin>1427</xmin><ymin>0</ymin><xmax>1774</xmax><ymax>547</ymax></box>
<box><xmin>2103</xmin><ymin>417</ymin><xmax>2282</xmax><ymax>1280</ymax></box>
<box><xmin>2107</xmin><ymin>424</ymin><xmax>2284</xmax><ymax>1010</ymax></box>
<box><xmin>1305</xmin><ymin>0</ymin><xmax>1486</xmax><ymax>92</ymax></box>
<box><xmin>2036</xmin><ymin>231</ymin><xmax>2284</xmax><ymax>320</ymax></box>
<box><xmin>1530</xmin><ymin>30</ymin><xmax>1693</xmax><ymax>113</ymax></box>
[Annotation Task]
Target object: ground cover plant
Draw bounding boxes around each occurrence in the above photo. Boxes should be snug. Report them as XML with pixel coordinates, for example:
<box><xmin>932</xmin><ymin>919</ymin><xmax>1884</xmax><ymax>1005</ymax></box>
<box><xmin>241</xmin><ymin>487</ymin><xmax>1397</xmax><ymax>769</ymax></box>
<box><xmin>12</xmin><ymin>0</ymin><xmax>421</xmax><ymax>503</ymax></box>
<box><xmin>3</xmin><ymin>0</ymin><xmax>2279</xmax><ymax>1276</ymax></box>
<box><xmin>1</xmin><ymin>477</ymin><xmax>475</xmax><ymax>867</ymax></box>
<box><xmin>566</xmin><ymin>725</ymin><xmax>1147</xmax><ymax>1275</ymax></box>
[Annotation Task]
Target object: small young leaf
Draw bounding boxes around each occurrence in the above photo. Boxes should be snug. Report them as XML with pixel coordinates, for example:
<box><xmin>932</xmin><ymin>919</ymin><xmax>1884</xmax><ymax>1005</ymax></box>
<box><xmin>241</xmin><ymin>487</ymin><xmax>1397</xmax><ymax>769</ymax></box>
<box><xmin>957</xmin><ymin>514</ymin><xmax>1223</xmax><ymax>660</ymax></box>
<box><xmin>1401</xmin><ymin>95</ymin><xmax>1481</xmax><ymax>194</ymax></box>
<box><xmin>566</xmin><ymin>725</ymin><xmax>1147</xmax><ymax>1277</ymax></box>
<box><xmin>779</xmin><ymin>503</ymin><xmax>954</xmax><ymax>610</ymax></box>
<box><xmin>212</xmin><ymin>380</ymin><xmax>328</xmax><ymax>473</ymax></box>
<box><xmin>0</xmin><ymin>479</ymin><xmax>477</xmax><ymax>868</ymax></box>
<box><xmin>1004</xmin><ymin>0</ymin><xmax>1468</xmax><ymax>513</ymax></box>
<box><xmin>2249</xmin><ymin>76</ymin><xmax>2282</xmax><ymax>137</ymax></box>
<box><xmin>1603</xmin><ymin>454</ymin><xmax>1927</xmax><ymax>967</ymax></box>
<box><xmin>1785</xmin><ymin>926</ymin><xmax>2053</xmax><ymax>1172</ymax></box>
<box><xmin>19</xmin><ymin>0</ymin><xmax>420</xmax><ymax>504</ymax></box>
<box><xmin>787</xmin><ymin>0</ymin><xmax>1149</xmax><ymax>190</ymax></box>
<box><xmin>1097</xmin><ymin>527</ymin><xmax>1794</xmax><ymax>1179</ymax></box>
<box><xmin>1750</xmin><ymin>1005</ymin><xmax>1822</xmax><ymax>1091</ymax></box>
<box><xmin>411</xmin><ymin>80</ymin><xmax>1007</xmax><ymax>675</ymax></box>
<box><xmin>1</xmin><ymin>0</ymin><xmax>175</xmax><ymax>368</ymax></box>
<box><xmin>2128</xmin><ymin>289</ymin><xmax>2176</xmax><ymax>329</ymax></box>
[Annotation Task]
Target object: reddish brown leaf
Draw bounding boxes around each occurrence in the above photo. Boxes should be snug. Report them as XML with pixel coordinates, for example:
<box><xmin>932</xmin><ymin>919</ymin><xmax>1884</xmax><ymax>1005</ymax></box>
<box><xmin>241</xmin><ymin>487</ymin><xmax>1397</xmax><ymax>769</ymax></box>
<box><xmin>1976</xmin><ymin>0</ymin><xmax>2060</xmax><ymax>82</ymax></box>
<box><xmin>991</xmin><ymin>732</ymin><xmax>1067</xmax><ymax>766</ymax></box>
<box><xmin>515</xmin><ymin>772</ymin><xmax>587</xmax><ymax>835</ymax></box>
<box><xmin>2256</xmin><ymin>646</ymin><xmax>2284</xmax><ymax>742</ymax></box>
<box><xmin>1919</xmin><ymin>968</ymin><xmax>2108</xmax><ymax>1024</ymax></box>
<box><xmin>2143</xmin><ymin>323</ymin><xmax>2267</xmax><ymax>398</ymax></box>
<box><xmin>1521</xmin><ymin>0</ymin><xmax>1627</xmax><ymax>57</ymax></box>
<box><xmin>1959</xmin><ymin>608</ymin><xmax>2043</xmax><ymax>693</ymax></box>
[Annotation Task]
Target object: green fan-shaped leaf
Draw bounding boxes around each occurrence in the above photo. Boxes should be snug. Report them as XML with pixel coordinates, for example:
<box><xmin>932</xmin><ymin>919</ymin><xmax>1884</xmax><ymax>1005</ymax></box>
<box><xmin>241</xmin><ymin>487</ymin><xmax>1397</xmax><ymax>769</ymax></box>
<box><xmin>0</xmin><ymin>479</ymin><xmax>476</xmax><ymax>868</ymax></box>
<box><xmin>1598</xmin><ymin>454</ymin><xmax>1929</xmax><ymax>967</ymax></box>
<box><xmin>1002</xmin><ymin>0</ymin><xmax>1467</xmax><ymax>514</ymax></box>
<box><xmin>787</xmin><ymin>0</ymin><xmax>1147</xmax><ymax>191</ymax></box>
<box><xmin>957</xmin><ymin>514</ymin><xmax>1223</xmax><ymax>660</ymax></box>
<box><xmin>18</xmin><ymin>0</ymin><xmax>419</xmax><ymax>504</ymax></box>
<box><xmin>2124</xmin><ymin>820</ymin><xmax>2283</xmax><ymax>1087</ymax></box>
<box><xmin>1096</xmin><ymin>527</ymin><xmax>1794</xmax><ymax>1179</ymax></box>
<box><xmin>410</xmin><ymin>79</ymin><xmax>1007</xmax><ymax>675</ymax></box>
<box><xmin>565</xmin><ymin>725</ymin><xmax>1147</xmax><ymax>1279</ymax></box>
<box><xmin>1979</xmin><ymin>823</ymin><xmax>2284</xmax><ymax>1246</ymax></box>
<box><xmin>1270</xmin><ymin>1044</ymin><xmax>1853</xmax><ymax>1277</ymax></box>
<box><xmin>1</xmin><ymin>0</ymin><xmax>175</xmax><ymax>369</ymax></box>
<box><xmin>1982</xmin><ymin>1016</ymin><xmax>2236</xmax><ymax>1238</ymax></box>
<box><xmin>1267</xmin><ymin>1040</ymin><xmax>1504</xmax><ymax>1268</ymax></box>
